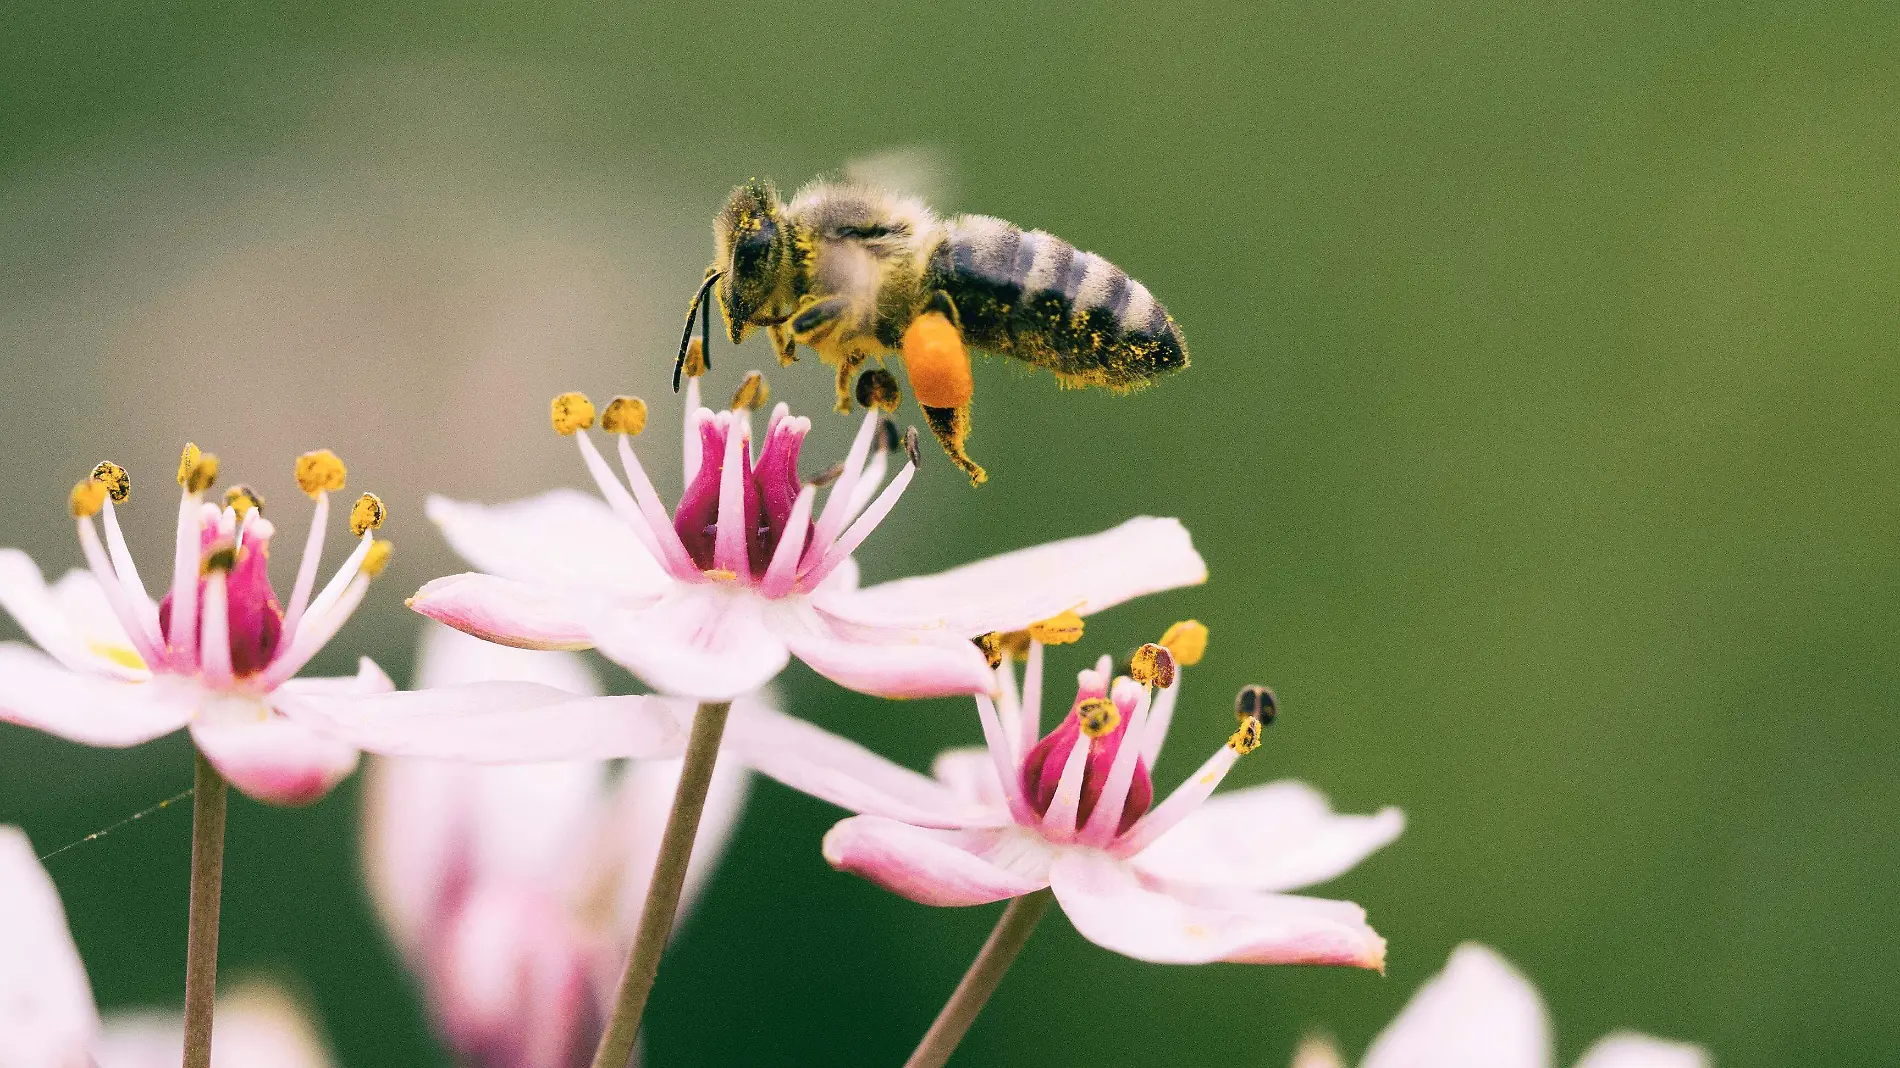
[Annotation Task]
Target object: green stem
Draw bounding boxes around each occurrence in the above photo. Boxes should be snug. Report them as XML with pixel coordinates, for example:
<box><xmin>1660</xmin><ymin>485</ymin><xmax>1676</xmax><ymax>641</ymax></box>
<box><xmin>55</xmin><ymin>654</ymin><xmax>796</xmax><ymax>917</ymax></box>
<box><xmin>590</xmin><ymin>700</ymin><xmax>733</xmax><ymax>1068</ymax></box>
<box><xmin>181</xmin><ymin>750</ymin><xmax>228</xmax><ymax>1068</ymax></box>
<box><xmin>903</xmin><ymin>888</ymin><xmax>1055</xmax><ymax>1068</ymax></box>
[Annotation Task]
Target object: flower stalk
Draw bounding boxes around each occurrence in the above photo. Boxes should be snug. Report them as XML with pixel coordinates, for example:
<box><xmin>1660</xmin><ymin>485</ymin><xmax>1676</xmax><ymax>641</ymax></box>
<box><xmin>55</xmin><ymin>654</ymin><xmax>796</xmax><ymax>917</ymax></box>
<box><xmin>904</xmin><ymin>888</ymin><xmax>1055</xmax><ymax>1068</ymax></box>
<box><xmin>181</xmin><ymin>748</ymin><xmax>229</xmax><ymax>1068</ymax></box>
<box><xmin>590</xmin><ymin>699</ymin><xmax>734</xmax><ymax>1068</ymax></box>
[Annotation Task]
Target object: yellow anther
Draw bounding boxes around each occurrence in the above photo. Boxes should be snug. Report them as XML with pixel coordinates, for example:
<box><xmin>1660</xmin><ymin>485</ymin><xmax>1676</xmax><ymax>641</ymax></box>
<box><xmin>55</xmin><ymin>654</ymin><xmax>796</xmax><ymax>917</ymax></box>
<box><xmin>730</xmin><ymin>370</ymin><xmax>770</xmax><ymax>411</ymax></box>
<box><xmin>855</xmin><ymin>368</ymin><xmax>902</xmax><ymax>413</ymax></box>
<box><xmin>1160</xmin><ymin>620</ymin><xmax>1208</xmax><ymax>667</ymax></box>
<box><xmin>70</xmin><ymin>479</ymin><xmax>107</xmax><ymax>518</ymax></box>
<box><xmin>1027</xmin><ymin>610</ymin><xmax>1084</xmax><ymax>646</ymax></box>
<box><xmin>360</xmin><ymin>539</ymin><xmax>395</xmax><ymax>577</ymax></box>
<box><xmin>295</xmin><ymin>449</ymin><xmax>347</xmax><ymax>498</ymax></box>
<box><xmin>975</xmin><ymin>632</ymin><xmax>1005</xmax><ymax>668</ymax></box>
<box><xmin>682</xmin><ymin>337</ymin><xmax>709</xmax><ymax>379</ymax></box>
<box><xmin>90</xmin><ymin>462</ymin><xmax>130</xmax><ymax>503</ymax></box>
<box><xmin>702</xmin><ymin>568</ymin><xmax>740</xmax><ymax>583</ymax></box>
<box><xmin>349</xmin><ymin>493</ymin><xmax>387</xmax><ymax>537</ymax></box>
<box><xmin>602</xmin><ymin>396</ymin><xmax>649</xmax><ymax>436</ymax></box>
<box><xmin>223</xmin><ymin>485</ymin><xmax>264</xmax><ymax>517</ymax></box>
<box><xmin>203</xmin><ymin>546</ymin><xmax>237</xmax><ymax>574</ymax></box>
<box><xmin>1228</xmin><ymin>718</ymin><xmax>1262</xmax><ymax>754</ymax></box>
<box><xmin>1129</xmin><ymin>642</ymin><xmax>1177</xmax><ymax>688</ymax></box>
<box><xmin>550</xmin><ymin>392</ymin><xmax>597</xmax><ymax>436</ymax></box>
<box><xmin>176</xmin><ymin>443</ymin><xmax>219</xmax><ymax>494</ymax></box>
<box><xmin>1076</xmin><ymin>697</ymin><xmax>1121</xmax><ymax>739</ymax></box>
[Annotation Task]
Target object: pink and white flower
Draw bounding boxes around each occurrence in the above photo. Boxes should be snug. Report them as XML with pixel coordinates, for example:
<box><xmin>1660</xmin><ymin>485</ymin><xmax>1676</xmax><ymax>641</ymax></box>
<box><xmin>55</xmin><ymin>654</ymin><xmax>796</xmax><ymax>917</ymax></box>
<box><xmin>1294</xmin><ymin>943</ymin><xmax>1709</xmax><ymax>1068</ymax></box>
<box><xmin>363</xmin><ymin>625</ymin><xmax>750</xmax><ymax>1068</ymax></box>
<box><xmin>0</xmin><ymin>825</ymin><xmax>333</xmax><ymax>1068</ymax></box>
<box><xmin>410</xmin><ymin>376</ymin><xmax>1207</xmax><ymax>701</ymax></box>
<box><xmin>0</xmin><ymin>447</ymin><xmax>686</xmax><ymax>803</ymax></box>
<box><xmin>730</xmin><ymin>626</ymin><xmax>1404</xmax><ymax>968</ymax></box>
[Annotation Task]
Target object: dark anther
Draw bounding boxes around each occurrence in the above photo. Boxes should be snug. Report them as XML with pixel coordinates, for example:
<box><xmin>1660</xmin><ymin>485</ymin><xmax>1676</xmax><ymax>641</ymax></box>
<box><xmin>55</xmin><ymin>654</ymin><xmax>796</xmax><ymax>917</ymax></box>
<box><xmin>1235</xmin><ymin>684</ymin><xmax>1278</xmax><ymax>727</ymax></box>
<box><xmin>807</xmin><ymin>461</ymin><xmax>846</xmax><ymax>488</ymax></box>
<box><xmin>855</xmin><ymin>368</ymin><xmax>902</xmax><ymax>413</ymax></box>
<box><xmin>876</xmin><ymin>418</ymin><xmax>901</xmax><ymax>453</ymax></box>
<box><xmin>903</xmin><ymin>426</ymin><xmax>922</xmax><ymax>467</ymax></box>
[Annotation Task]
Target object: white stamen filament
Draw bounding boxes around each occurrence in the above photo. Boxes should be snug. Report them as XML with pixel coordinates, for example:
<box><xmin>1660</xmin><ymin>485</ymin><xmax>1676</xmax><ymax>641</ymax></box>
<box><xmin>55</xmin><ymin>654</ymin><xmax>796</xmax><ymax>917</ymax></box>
<box><xmin>1039</xmin><ymin>727</ymin><xmax>1092</xmax><ymax>843</ymax></box>
<box><xmin>975</xmin><ymin>693</ymin><xmax>1035</xmax><ymax>826</ymax></box>
<box><xmin>281</xmin><ymin>491</ymin><xmax>330</xmax><ymax>640</ymax></box>
<box><xmin>1080</xmin><ymin>684</ymin><xmax>1153</xmax><ymax>847</ymax></box>
<box><xmin>1141</xmin><ymin>671</ymin><xmax>1183</xmax><ymax>767</ymax></box>
<box><xmin>845</xmin><ymin>444</ymin><xmax>889</xmax><ymax>523</ymax></box>
<box><xmin>167</xmin><ymin>488</ymin><xmax>202</xmax><ymax>666</ymax></box>
<box><xmin>806</xmin><ymin>461</ymin><xmax>914</xmax><ymax>588</ymax></box>
<box><xmin>198</xmin><ymin>570</ymin><xmax>234</xmax><ymax>688</ymax></box>
<box><xmin>759</xmin><ymin>485</ymin><xmax>817</xmax><ymax>599</ymax></box>
<box><xmin>681</xmin><ymin>379</ymin><xmax>703</xmax><ymax>491</ymax></box>
<box><xmin>576</xmin><ymin>433</ymin><xmax>662</xmax><ymax>562</ymax></box>
<box><xmin>993</xmin><ymin>655</ymin><xmax>1022</xmax><ymax>763</ymax></box>
<box><xmin>97</xmin><ymin>500</ymin><xmax>163</xmax><ymax>651</ymax></box>
<box><xmin>75</xmin><ymin>518</ymin><xmax>164</xmax><ymax>668</ymax></box>
<box><xmin>765</xmin><ymin>400</ymin><xmax>788</xmax><ymax>439</ymax></box>
<box><xmin>259</xmin><ymin>574</ymin><xmax>369</xmax><ymax>690</ymax></box>
<box><xmin>803</xmin><ymin>410</ymin><xmax>881</xmax><ymax>571</ymax></box>
<box><xmin>298</xmin><ymin>532</ymin><xmax>373</xmax><ymax>638</ymax></box>
<box><xmin>712</xmin><ymin>412</ymin><xmax>749</xmax><ymax>574</ymax></box>
<box><xmin>615</xmin><ymin>433</ymin><xmax>701</xmax><ymax>579</ymax></box>
<box><xmin>1020</xmin><ymin>640</ymin><xmax>1045</xmax><ymax>759</ymax></box>
<box><xmin>1115</xmin><ymin>744</ymin><xmax>1242</xmax><ymax>857</ymax></box>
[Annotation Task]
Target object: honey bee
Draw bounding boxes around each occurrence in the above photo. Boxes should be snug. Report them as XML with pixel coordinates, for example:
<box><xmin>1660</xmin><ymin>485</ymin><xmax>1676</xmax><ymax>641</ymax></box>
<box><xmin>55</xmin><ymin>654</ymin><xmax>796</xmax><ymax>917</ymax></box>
<box><xmin>674</xmin><ymin>178</ymin><xmax>1190</xmax><ymax>484</ymax></box>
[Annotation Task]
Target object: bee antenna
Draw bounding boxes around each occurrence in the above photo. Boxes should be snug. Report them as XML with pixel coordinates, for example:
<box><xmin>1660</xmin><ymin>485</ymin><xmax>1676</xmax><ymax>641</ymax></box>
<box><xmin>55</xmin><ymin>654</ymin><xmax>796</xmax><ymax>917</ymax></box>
<box><xmin>674</xmin><ymin>271</ymin><xmax>725</xmax><ymax>393</ymax></box>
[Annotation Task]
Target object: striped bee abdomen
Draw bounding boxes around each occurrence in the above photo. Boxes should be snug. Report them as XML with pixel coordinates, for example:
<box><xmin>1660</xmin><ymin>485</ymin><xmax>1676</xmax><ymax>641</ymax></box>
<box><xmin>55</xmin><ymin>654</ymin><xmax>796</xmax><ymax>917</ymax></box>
<box><xmin>923</xmin><ymin>214</ymin><xmax>1188</xmax><ymax>390</ymax></box>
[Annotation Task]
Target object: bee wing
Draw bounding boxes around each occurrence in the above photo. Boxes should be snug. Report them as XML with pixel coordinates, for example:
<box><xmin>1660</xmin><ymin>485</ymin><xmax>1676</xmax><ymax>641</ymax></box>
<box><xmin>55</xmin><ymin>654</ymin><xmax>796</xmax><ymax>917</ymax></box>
<box><xmin>843</xmin><ymin>146</ymin><xmax>956</xmax><ymax>210</ymax></box>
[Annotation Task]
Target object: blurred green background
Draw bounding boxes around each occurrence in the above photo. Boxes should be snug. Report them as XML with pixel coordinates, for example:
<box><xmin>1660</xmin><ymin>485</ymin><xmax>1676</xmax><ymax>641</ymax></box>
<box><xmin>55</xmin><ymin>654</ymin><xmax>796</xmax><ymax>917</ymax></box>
<box><xmin>3</xmin><ymin>1</ymin><xmax>1897</xmax><ymax>1064</ymax></box>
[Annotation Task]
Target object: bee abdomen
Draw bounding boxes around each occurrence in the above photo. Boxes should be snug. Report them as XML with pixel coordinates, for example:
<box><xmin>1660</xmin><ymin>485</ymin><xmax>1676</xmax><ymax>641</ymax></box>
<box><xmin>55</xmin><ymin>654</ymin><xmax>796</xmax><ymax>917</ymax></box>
<box><xmin>926</xmin><ymin>215</ymin><xmax>1187</xmax><ymax>389</ymax></box>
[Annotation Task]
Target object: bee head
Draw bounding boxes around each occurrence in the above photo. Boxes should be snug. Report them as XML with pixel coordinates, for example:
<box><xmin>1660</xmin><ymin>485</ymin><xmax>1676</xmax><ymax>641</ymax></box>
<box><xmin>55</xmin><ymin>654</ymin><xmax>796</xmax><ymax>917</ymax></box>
<box><xmin>714</xmin><ymin>179</ymin><xmax>792</xmax><ymax>343</ymax></box>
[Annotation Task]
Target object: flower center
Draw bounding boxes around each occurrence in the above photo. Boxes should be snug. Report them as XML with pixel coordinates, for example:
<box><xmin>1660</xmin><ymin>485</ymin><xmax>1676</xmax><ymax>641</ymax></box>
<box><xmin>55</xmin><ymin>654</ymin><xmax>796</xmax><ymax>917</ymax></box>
<box><xmin>1020</xmin><ymin>688</ymin><xmax>1155</xmax><ymax>836</ymax></box>
<box><xmin>673</xmin><ymin>405</ymin><xmax>811</xmax><ymax>579</ymax></box>
<box><xmin>158</xmin><ymin>504</ymin><xmax>285</xmax><ymax>678</ymax></box>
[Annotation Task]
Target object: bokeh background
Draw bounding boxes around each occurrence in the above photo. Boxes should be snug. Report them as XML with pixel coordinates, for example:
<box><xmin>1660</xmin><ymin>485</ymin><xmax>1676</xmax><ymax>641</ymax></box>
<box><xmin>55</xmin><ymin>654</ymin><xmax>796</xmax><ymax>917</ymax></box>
<box><xmin>3</xmin><ymin>2</ymin><xmax>1897</xmax><ymax>1064</ymax></box>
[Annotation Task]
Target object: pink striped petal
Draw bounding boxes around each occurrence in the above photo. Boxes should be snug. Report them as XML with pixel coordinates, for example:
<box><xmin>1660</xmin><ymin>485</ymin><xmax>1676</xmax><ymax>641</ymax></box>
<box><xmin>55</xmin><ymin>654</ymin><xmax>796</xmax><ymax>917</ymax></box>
<box><xmin>0</xmin><ymin>826</ymin><xmax>100</xmax><ymax>1064</ymax></box>
<box><xmin>283</xmin><ymin>684</ymin><xmax>685</xmax><ymax>764</ymax></box>
<box><xmin>426</xmin><ymin>491</ymin><xmax>668</xmax><ymax>596</ymax></box>
<box><xmin>726</xmin><ymin>704</ymin><xmax>1006</xmax><ymax>829</ymax></box>
<box><xmin>0</xmin><ymin>643</ymin><xmax>191</xmax><ymax>747</ymax></box>
<box><xmin>1361</xmin><ymin>944</ymin><xmax>1549</xmax><ymax>1068</ymax></box>
<box><xmin>1129</xmin><ymin>781</ymin><xmax>1404</xmax><ymax>893</ymax></box>
<box><xmin>1574</xmin><ymin>1034</ymin><xmax>1710</xmax><ymax>1068</ymax></box>
<box><xmin>819</xmin><ymin>516</ymin><xmax>1207</xmax><ymax>637</ymax></box>
<box><xmin>769</xmin><ymin>603</ymin><xmax>994</xmax><ymax>699</ymax></box>
<box><xmin>822</xmin><ymin>816</ymin><xmax>1053</xmax><ymax>907</ymax></box>
<box><xmin>589</xmin><ymin>584</ymin><xmax>790</xmax><ymax>702</ymax></box>
<box><xmin>190</xmin><ymin>697</ymin><xmax>362</xmax><ymax>806</ymax></box>
<box><xmin>1047</xmin><ymin>850</ymin><xmax>1386</xmax><ymax>968</ymax></box>
<box><xmin>409</xmin><ymin>573</ymin><xmax>600</xmax><ymax>652</ymax></box>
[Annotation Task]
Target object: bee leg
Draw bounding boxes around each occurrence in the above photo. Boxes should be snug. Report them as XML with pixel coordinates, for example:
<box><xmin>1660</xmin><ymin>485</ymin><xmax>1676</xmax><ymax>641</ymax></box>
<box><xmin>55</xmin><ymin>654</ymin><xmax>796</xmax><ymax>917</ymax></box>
<box><xmin>921</xmin><ymin>404</ymin><xmax>987</xmax><ymax>486</ymax></box>
<box><xmin>833</xmin><ymin>350</ymin><xmax>869</xmax><ymax>413</ymax></box>
<box><xmin>767</xmin><ymin>323</ymin><xmax>799</xmax><ymax>367</ymax></box>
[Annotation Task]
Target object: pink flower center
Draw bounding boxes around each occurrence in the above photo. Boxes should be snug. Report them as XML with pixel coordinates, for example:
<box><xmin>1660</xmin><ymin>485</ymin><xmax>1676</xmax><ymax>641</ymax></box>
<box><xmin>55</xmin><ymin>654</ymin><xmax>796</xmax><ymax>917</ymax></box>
<box><xmin>1020</xmin><ymin>689</ymin><xmax>1155</xmax><ymax>836</ymax></box>
<box><xmin>158</xmin><ymin>519</ymin><xmax>284</xmax><ymax>678</ymax></box>
<box><xmin>673</xmin><ymin>412</ymin><xmax>810</xmax><ymax>579</ymax></box>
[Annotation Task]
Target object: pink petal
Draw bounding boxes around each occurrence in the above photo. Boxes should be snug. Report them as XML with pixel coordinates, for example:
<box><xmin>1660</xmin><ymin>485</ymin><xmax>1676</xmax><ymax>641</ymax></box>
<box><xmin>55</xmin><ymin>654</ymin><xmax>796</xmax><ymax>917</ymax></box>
<box><xmin>0</xmin><ymin>826</ymin><xmax>100</xmax><ymax>1063</ymax></box>
<box><xmin>822</xmin><ymin>816</ymin><xmax>1053</xmax><ymax>907</ymax></box>
<box><xmin>589</xmin><ymin>585</ymin><xmax>790</xmax><ymax>702</ymax></box>
<box><xmin>409</xmin><ymin>573</ymin><xmax>601</xmax><ymax>652</ymax></box>
<box><xmin>0</xmin><ymin>551</ymin><xmax>142</xmax><ymax>677</ymax></box>
<box><xmin>413</xmin><ymin>622</ymin><xmax>599</xmax><ymax>696</ymax></box>
<box><xmin>426</xmin><ymin>490</ymin><xmax>669</xmax><ymax>596</ymax></box>
<box><xmin>725</xmin><ymin>704</ymin><xmax>1006</xmax><ymax>829</ymax></box>
<box><xmin>1129</xmin><ymin>781</ymin><xmax>1404</xmax><ymax>893</ymax></box>
<box><xmin>819</xmin><ymin>516</ymin><xmax>1206</xmax><ymax>636</ymax></box>
<box><xmin>1574</xmin><ymin>1034</ymin><xmax>1710</xmax><ymax>1068</ymax></box>
<box><xmin>0</xmin><ymin>643</ymin><xmax>191</xmax><ymax>747</ymax></box>
<box><xmin>1047</xmin><ymin>850</ymin><xmax>1387</xmax><ymax>968</ymax></box>
<box><xmin>770</xmin><ymin>602</ymin><xmax>995</xmax><ymax>699</ymax></box>
<box><xmin>1360</xmin><ymin>943</ymin><xmax>1549</xmax><ymax>1068</ymax></box>
<box><xmin>282</xmin><ymin>684</ymin><xmax>686</xmax><ymax>764</ymax></box>
<box><xmin>191</xmin><ymin>698</ymin><xmax>362</xmax><ymax>806</ymax></box>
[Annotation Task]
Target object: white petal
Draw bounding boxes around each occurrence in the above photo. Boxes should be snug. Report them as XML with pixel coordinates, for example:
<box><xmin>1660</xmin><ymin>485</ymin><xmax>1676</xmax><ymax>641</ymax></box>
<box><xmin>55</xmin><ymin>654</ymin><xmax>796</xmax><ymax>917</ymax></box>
<box><xmin>412</xmin><ymin>622</ymin><xmax>600</xmax><ymax>695</ymax></box>
<box><xmin>95</xmin><ymin>984</ymin><xmax>333</xmax><ymax>1068</ymax></box>
<box><xmin>427</xmin><ymin>490</ymin><xmax>668</xmax><ymax>595</ymax></box>
<box><xmin>1362</xmin><ymin>943</ymin><xmax>1552</xmax><ymax>1068</ymax></box>
<box><xmin>284</xmin><ymin>684</ymin><xmax>686</xmax><ymax>763</ymax></box>
<box><xmin>1130</xmin><ymin>781</ymin><xmax>1404</xmax><ymax>893</ymax></box>
<box><xmin>931</xmin><ymin>746</ymin><xmax>1010</xmax><ymax>812</ymax></box>
<box><xmin>190</xmin><ymin>697</ymin><xmax>361</xmax><ymax>807</ymax></box>
<box><xmin>0</xmin><ymin>551</ymin><xmax>141</xmax><ymax>677</ymax></box>
<box><xmin>822</xmin><ymin>816</ymin><xmax>1054</xmax><ymax>907</ymax></box>
<box><xmin>1048</xmin><ymin>850</ymin><xmax>1387</xmax><ymax>968</ymax></box>
<box><xmin>768</xmin><ymin>602</ymin><xmax>994</xmax><ymax>699</ymax></box>
<box><xmin>0</xmin><ymin>826</ymin><xmax>101</xmax><ymax>1063</ymax></box>
<box><xmin>0</xmin><ymin>643</ymin><xmax>191</xmax><ymax>747</ymax></box>
<box><xmin>589</xmin><ymin>585</ymin><xmax>790</xmax><ymax>702</ymax></box>
<box><xmin>409</xmin><ymin>572</ymin><xmax>603</xmax><ymax>652</ymax></box>
<box><xmin>820</xmin><ymin>516</ymin><xmax>1206</xmax><ymax>636</ymax></box>
<box><xmin>1572</xmin><ymin>1034</ymin><xmax>1710</xmax><ymax>1068</ymax></box>
<box><xmin>726</xmin><ymin>703</ymin><xmax>1006</xmax><ymax>829</ymax></box>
